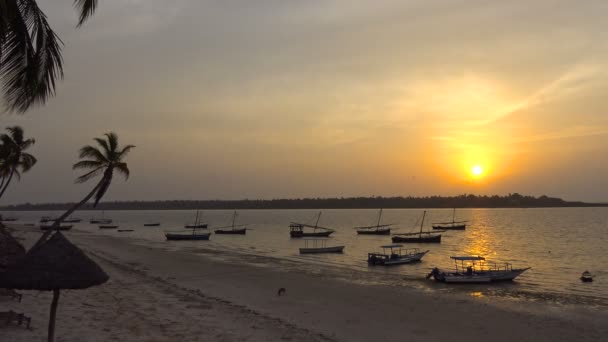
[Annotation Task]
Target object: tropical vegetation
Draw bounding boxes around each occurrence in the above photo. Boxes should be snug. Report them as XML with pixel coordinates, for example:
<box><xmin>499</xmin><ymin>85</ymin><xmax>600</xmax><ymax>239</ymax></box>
<box><xmin>0</xmin><ymin>126</ymin><xmax>36</xmax><ymax>199</ymax></box>
<box><xmin>0</xmin><ymin>0</ymin><xmax>99</xmax><ymax>112</ymax></box>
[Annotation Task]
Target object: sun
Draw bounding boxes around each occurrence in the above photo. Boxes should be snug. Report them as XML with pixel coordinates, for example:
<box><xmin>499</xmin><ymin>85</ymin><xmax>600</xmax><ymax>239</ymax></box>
<box><xmin>471</xmin><ymin>165</ymin><xmax>484</xmax><ymax>177</ymax></box>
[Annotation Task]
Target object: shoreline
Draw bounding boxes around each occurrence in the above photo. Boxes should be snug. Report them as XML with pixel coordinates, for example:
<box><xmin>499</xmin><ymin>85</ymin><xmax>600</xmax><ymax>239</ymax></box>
<box><xmin>3</xmin><ymin>226</ymin><xmax>607</xmax><ymax>341</ymax></box>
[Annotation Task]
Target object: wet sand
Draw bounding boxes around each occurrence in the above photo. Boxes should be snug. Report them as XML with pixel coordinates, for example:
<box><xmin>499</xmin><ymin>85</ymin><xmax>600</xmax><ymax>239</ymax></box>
<box><xmin>2</xmin><ymin>226</ymin><xmax>607</xmax><ymax>341</ymax></box>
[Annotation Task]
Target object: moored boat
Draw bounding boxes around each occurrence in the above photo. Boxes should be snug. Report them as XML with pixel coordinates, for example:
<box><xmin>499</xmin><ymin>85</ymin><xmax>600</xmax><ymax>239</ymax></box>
<box><xmin>165</xmin><ymin>230</ymin><xmax>211</xmax><ymax>241</ymax></box>
<box><xmin>40</xmin><ymin>224</ymin><xmax>73</xmax><ymax>231</ymax></box>
<box><xmin>299</xmin><ymin>239</ymin><xmax>344</xmax><ymax>254</ymax></box>
<box><xmin>290</xmin><ymin>212</ymin><xmax>334</xmax><ymax>238</ymax></box>
<box><xmin>90</xmin><ymin>211</ymin><xmax>112</xmax><ymax>224</ymax></box>
<box><xmin>355</xmin><ymin>209</ymin><xmax>392</xmax><ymax>235</ymax></box>
<box><xmin>580</xmin><ymin>271</ymin><xmax>593</xmax><ymax>282</ymax></box>
<box><xmin>143</xmin><ymin>223</ymin><xmax>161</xmax><ymax>227</ymax></box>
<box><xmin>367</xmin><ymin>245</ymin><xmax>428</xmax><ymax>265</ymax></box>
<box><xmin>63</xmin><ymin>217</ymin><xmax>82</xmax><ymax>223</ymax></box>
<box><xmin>99</xmin><ymin>225</ymin><xmax>118</xmax><ymax>229</ymax></box>
<box><xmin>214</xmin><ymin>211</ymin><xmax>247</xmax><ymax>235</ymax></box>
<box><xmin>432</xmin><ymin>208</ymin><xmax>467</xmax><ymax>230</ymax></box>
<box><xmin>391</xmin><ymin>211</ymin><xmax>442</xmax><ymax>243</ymax></box>
<box><xmin>427</xmin><ymin>256</ymin><xmax>530</xmax><ymax>283</ymax></box>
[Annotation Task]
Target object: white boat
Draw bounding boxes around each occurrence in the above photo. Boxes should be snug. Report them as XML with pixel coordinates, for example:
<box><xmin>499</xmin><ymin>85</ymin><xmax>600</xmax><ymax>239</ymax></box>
<box><xmin>367</xmin><ymin>245</ymin><xmax>428</xmax><ymax>266</ymax></box>
<box><xmin>299</xmin><ymin>239</ymin><xmax>344</xmax><ymax>254</ymax></box>
<box><xmin>427</xmin><ymin>256</ymin><xmax>530</xmax><ymax>283</ymax></box>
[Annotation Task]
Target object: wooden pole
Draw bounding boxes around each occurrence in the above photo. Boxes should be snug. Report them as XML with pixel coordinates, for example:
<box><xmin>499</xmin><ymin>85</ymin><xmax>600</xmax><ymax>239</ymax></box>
<box><xmin>48</xmin><ymin>289</ymin><xmax>60</xmax><ymax>342</ymax></box>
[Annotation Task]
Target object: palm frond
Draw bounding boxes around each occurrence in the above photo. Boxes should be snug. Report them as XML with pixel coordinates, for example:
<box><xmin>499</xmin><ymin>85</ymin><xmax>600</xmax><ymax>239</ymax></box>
<box><xmin>93</xmin><ymin>137</ymin><xmax>110</xmax><ymax>156</ymax></box>
<box><xmin>75</xmin><ymin>166</ymin><xmax>104</xmax><ymax>184</ymax></box>
<box><xmin>117</xmin><ymin>144</ymin><xmax>135</xmax><ymax>159</ymax></box>
<box><xmin>6</xmin><ymin>126</ymin><xmax>24</xmax><ymax>144</ymax></box>
<box><xmin>18</xmin><ymin>152</ymin><xmax>37</xmax><ymax>172</ymax></box>
<box><xmin>79</xmin><ymin>145</ymin><xmax>107</xmax><ymax>162</ymax></box>
<box><xmin>1</xmin><ymin>0</ymin><xmax>64</xmax><ymax>113</ymax></box>
<box><xmin>73</xmin><ymin>159</ymin><xmax>104</xmax><ymax>170</ymax></box>
<box><xmin>105</xmin><ymin>132</ymin><xmax>118</xmax><ymax>153</ymax></box>
<box><xmin>74</xmin><ymin>0</ymin><xmax>98</xmax><ymax>27</ymax></box>
<box><xmin>114</xmin><ymin>162</ymin><xmax>130</xmax><ymax>180</ymax></box>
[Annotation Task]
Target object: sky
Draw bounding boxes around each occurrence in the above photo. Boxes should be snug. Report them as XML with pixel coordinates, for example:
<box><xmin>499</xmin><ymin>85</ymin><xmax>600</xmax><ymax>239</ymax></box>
<box><xmin>1</xmin><ymin>0</ymin><xmax>608</xmax><ymax>204</ymax></box>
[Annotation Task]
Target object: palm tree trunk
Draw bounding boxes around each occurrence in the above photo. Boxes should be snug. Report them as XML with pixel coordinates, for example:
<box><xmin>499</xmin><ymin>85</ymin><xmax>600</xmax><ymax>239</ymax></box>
<box><xmin>48</xmin><ymin>289</ymin><xmax>60</xmax><ymax>342</ymax></box>
<box><xmin>0</xmin><ymin>167</ymin><xmax>16</xmax><ymax>199</ymax></box>
<box><xmin>52</xmin><ymin>176</ymin><xmax>106</xmax><ymax>227</ymax></box>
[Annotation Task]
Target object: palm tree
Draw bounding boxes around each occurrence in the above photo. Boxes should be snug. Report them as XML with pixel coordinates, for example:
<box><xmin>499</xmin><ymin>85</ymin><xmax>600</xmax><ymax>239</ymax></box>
<box><xmin>52</xmin><ymin>132</ymin><xmax>134</xmax><ymax>226</ymax></box>
<box><xmin>0</xmin><ymin>126</ymin><xmax>37</xmax><ymax>199</ymax></box>
<box><xmin>0</xmin><ymin>0</ymin><xmax>99</xmax><ymax>112</ymax></box>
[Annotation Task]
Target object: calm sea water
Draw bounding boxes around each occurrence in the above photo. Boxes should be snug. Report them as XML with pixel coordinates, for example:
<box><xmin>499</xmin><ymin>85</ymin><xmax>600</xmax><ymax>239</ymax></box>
<box><xmin>5</xmin><ymin>208</ymin><xmax>607</xmax><ymax>306</ymax></box>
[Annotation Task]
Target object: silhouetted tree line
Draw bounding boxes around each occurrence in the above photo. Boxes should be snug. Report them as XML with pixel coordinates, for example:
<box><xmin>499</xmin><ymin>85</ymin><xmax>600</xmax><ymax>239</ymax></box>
<box><xmin>1</xmin><ymin>193</ymin><xmax>603</xmax><ymax>211</ymax></box>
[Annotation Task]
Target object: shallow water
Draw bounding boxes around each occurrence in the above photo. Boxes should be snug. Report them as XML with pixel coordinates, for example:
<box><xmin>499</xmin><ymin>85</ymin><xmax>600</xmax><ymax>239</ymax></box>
<box><xmin>5</xmin><ymin>208</ymin><xmax>607</xmax><ymax>306</ymax></box>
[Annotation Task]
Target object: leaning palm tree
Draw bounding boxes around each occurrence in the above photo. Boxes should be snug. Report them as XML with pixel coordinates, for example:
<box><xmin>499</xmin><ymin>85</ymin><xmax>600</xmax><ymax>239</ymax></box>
<box><xmin>0</xmin><ymin>126</ymin><xmax>37</xmax><ymax>199</ymax></box>
<box><xmin>0</xmin><ymin>0</ymin><xmax>99</xmax><ymax>112</ymax></box>
<box><xmin>52</xmin><ymin>132</ymin><xmax>134</xmax><ymax>226</ymax></box>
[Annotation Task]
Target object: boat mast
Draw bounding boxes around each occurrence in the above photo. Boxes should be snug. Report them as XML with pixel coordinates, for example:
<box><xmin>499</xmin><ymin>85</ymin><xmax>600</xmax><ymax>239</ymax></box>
<box><xmin>194</xmin><ymin>210</ymin><xmax>199</xmax><ymax>226</ymax></box>
<box><xmin>314</xmin><ymin>211</ymin><xmax>322</xmax><ymax>231</ymax></box>
<box><xmin>419</xmin><ymin>211</ymin><xmax>426</xmax><ymax>235</ymax></box>
<box><xmin>376</xmin><ymin>208</ymin><xmax>383</xmax><ymax>228</ymax></box>
<box><xmin>232</xmin><ymin>211</ymin><xmax>237</xmax><ymax>230</ymax></box>
<box><xmin>452</xmin><ymin>208</ymin><xmax>456</xmax><ymax>224</ymax></box>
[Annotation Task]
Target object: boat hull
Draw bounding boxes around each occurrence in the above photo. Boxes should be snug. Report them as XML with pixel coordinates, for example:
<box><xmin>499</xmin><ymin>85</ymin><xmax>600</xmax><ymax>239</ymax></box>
<box><xmin>184</xmin><ymin>224</ymin><xmax>208</xmax><ymax>229</ymax></box>
<box><xmin>40</xmin><ymin>225</ymin><xmax>73</xmax><ymax>231</ymax></box>
<box><xmin>429</xmin><ymin>268</ymin><xmax>530</xmax><ymax>283</ymax></box>
<box><xmin>63</xmin><ymin>219</ymin><xmax>82</xmax><ymax>223</ymax></box>
<box><xmin>290</xmin><ymin>231</ymin><xmax>333</xmax><ymax>238</ymax></box>
<box><xmin>90</xmin><ymin>219</ymin><xmax>112</xmax><ymax>224</ymax></box>
<box><xmin>299</xmin><ymin>246</ymin><xmax>344</xmax><ymax>254</ymax></box>
<box><xmin>143</xmin><ymin>223</ymin><xmax>161</xmax><ymax>227</ymax></box>
<box><xmin>432</xmin><ymin>224</ymin><xmax>465</xmax><ymax>230</ymax></box>
<box><xmin>165</xmin><ymin>232</ymin><xmax>211</xmax><ymax>241</ymax></box>
<box><xmin>99</xmin><ymin>225</ymin><xmax>118</xmax><ymax>229</ymax></box>
<box><xmin>368</xmin><ymin>251</ymin><xmax>428</xmax><ymax>266</ymax></box>
<box><xmin>356</xmin><ymin>229</ymin><xmax>391</xmax><ymax>235</ymax></box>
<box><xmin>214</xmin><ymin>228</ymin><xmax>246</xmax><ymax>235</ymax></box>
<box><xmin>392</xmin><ymin>235</ymin><xmax>441</xmax><ymax>243</ymax></box>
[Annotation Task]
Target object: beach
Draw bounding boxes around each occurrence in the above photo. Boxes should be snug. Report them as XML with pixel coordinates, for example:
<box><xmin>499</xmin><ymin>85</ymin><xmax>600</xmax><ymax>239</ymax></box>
<box><xmin>2</xmin><ymin>225</ymin><xmax>607</xmax><ymax>342</ymax></box>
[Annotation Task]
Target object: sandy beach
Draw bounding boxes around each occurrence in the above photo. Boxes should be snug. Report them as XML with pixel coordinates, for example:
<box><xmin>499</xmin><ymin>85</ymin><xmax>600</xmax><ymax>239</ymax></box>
<box><xmin>2</xmin><ymin>226</ymin><xmax>607</xmax><ymax>342</ymax></box>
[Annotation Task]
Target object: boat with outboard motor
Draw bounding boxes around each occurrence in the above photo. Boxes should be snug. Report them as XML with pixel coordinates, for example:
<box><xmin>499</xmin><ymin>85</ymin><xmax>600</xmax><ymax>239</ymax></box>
<box><xmin>426</xmin><ymin>256</ymin><xmax>530</xmax><ymax>283</ymax></box>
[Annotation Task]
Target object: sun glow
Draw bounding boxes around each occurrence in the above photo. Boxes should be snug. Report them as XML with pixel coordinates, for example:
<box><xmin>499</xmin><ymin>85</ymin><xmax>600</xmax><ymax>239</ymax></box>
<box><xmin>471</xmin><ymin>165</ymin><xmax>484</xmax><ymax>177</ymax></box>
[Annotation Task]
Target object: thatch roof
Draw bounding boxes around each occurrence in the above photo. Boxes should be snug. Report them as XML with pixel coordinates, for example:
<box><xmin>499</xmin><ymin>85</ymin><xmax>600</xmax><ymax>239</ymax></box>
<box><xmin>0</xmin><ymin>225</ymin><xmax>26</xmax><ymax>271</ymax></box>
<box><xmin>0</xmin><ymin>231</ymin><xmax>109</xmax><ymax>290</ymax></box>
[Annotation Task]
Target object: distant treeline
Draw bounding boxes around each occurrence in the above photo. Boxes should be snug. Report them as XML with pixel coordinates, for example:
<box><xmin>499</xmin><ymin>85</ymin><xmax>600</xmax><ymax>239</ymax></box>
<box><xmin>1</xmin><ymin>194</ymin><xmax>605</xmax><ymax>211</ymax></box>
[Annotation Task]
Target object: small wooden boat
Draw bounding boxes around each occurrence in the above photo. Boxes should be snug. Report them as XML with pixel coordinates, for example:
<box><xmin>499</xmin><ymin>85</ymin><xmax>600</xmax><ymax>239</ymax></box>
<box><xmin>299</xmin><ymin>239</ymin><xmax>344</xmax><ymax>254</ymax></box>
<box><xmin>99</xmin><ymin>225</ymin><xmax>118</xmax><ymax>229</ymax></box>
<box><xmin>143</xmin><ymin>223</ymin><xmax>161</xmax><ymax>227</ymax></box>
<box><xmin>63</xmin><ymin>217</ymin><xmax>82</xmax><ymax>223</ymax></box>
<box><xmin>355</xmin><ymin>209</ymin><xmax>392</xmax><ymax>235</ymax></box>
<box><xmin>392</xmin><ymin>211</ymin><xmax>442</xmax><ymax>243</ymax></box>
<box><xmin>214</xmin><ymin>211</ymin><xmax>247</xmax><ymax>235</ymax></box>
<box><xmin>40</xmin><ymin>216</ymin><xmax>56</xmax><ymax>223</ymax></box>
<box><xmin>40</xmin><ymin>224</ymin><xmax>73</xmax><ymax>231</ymax></box>
<box><xmin>290</xmin><ymin>212</ymin><xmax>334</xmax><ymax>238</ymax></box>
<box><xmin>0</xmin><ymin>216</ymin><xmax>18</xmax><ymax>222</ymax></box>
<box><xmin>427</xmin><ymin>256</ymin><xmax>530</xmax><ymax>283</ymax></box>
<box><xmin>432</xmin><ymin>208</ymin><xmax>467</xmax><ymax>230</ymax></box>
<box><xmin>184</xmin><ymin>210</ymin><xmax>208</xmax><ymax>229</ymax></box>
<box><xmin>367</xmin><ymin>245</ymin><xmax>428</xmax><ymax>266</ymax></box>
<box><xmin>118</xmin><ymin>229</ymin><xmax>134</xmax><ymax>232</ymax></box>
<box><xmin>165</xmin><ymin>230</ymin><xmax>211</xmax><ymax>241</ymax></box>
<box><xmin>580</xmin><ymin>271</ymin><xmax>593</xmax><ymax>282</ymax></box>
<box><xmin>90</xmin><ymin>211</ymin><xmax>112</xmax><ymax>224</ymax></box>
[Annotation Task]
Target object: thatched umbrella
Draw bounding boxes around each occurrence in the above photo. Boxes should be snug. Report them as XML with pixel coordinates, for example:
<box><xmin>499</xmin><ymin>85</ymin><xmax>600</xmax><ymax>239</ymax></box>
<box><xmin>0</xmin><ymin>231</ymin><xmax>109</xmax><ymax>342</ymax></box>
<box><xmin>0</xmin><ymin>224</ymin><xmax>26</xmax><ymax>271</ymax></box>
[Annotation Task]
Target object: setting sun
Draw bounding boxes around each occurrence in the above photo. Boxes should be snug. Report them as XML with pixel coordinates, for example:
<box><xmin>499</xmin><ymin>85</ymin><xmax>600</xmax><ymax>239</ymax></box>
<box><xmin>472</xmin><ymin>165</ymin><xmax>484</xmax><ymax>177</ymax></box>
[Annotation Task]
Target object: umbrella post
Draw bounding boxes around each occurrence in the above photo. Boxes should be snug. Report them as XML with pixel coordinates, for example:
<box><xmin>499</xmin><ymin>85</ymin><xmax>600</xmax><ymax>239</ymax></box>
<box><xmin>48</xmin><ymin>289</ymin><xmax>60</xmax><ymax>342</ymax></box>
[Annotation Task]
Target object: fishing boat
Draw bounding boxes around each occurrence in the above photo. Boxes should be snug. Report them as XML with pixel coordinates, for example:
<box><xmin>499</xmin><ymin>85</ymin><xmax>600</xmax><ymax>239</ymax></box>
<box><xmin>392</xmin><ymin>211</ymin><xmax>442</xmax><ymax>243</ymax></box>
<box><xmin>290</xmin><ymin>212</ymin><xmax>335</xmax><ymax>238</ymax></box>
<box><xmin>367</xmin><ymin>245</ymin><xmax>428</xmax><ymax>266</ymax></box>
<box><xmin>184</xmin><ymin>210</ymin><xmax>208</xmax><ymax>229</ymax></box>
<box><xmin>99</xmin><ymin>225</ymin><xmax>118</xmax><ymax>229</ymax></box>
<box><xmin>214</xmin><ymin>211</ymin><xmax>247</xmax><ymax>235</ymax></box>
<box><xmin>40</xmin><ymin>224</ymin><xmax>73</xmax><ymax>231</ymax></box>
<box><xmin>143</xmin><ymin>223</ymin><xmax>161</xmax><ymax>227</ymax></box>
<box><xmin>63</xmin><ymin>216</ymin><xmax>82</xmax><ymax>223</ymax></box>
<box><xmin>355</xmin><ymin>209</ymin><xmax>392</xmax><ymax>235</ymax></box>
<box><xmin>426</xmin><ymin>256</ymin><xmax>530</xmax><ymax>283</ymax></box>
<box><xmin>118</xmin><ymin>229</ymin><xmax>134</xmax><ymax>232</ymax></box>
<box><xmin>432</xmin><ymin>208</ymin><xmax>467</xmax><ymax>230</ymax></box>
<box><xmin>165</xmin><ymin>230</ymin><xmax>211</xmax><ymax>241</ymax></box>
<box><xmin>299</xmin><ymin>239</ymin><xmax>344</xmax><ymax>254</ymax></box>
<box><xmin>90</xmin><ymin>211</ymin><xmax>112</xmax><ymax>224</ymax></box>
<box><xmin>40</xmin><ymin>216</ymin><xmax>56</xmax><ymax>223</ymax></box>
<box><xmin>0</xmin><ymin>215</ymin><xmax>18</xmax><ymax>222</ymax></box>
